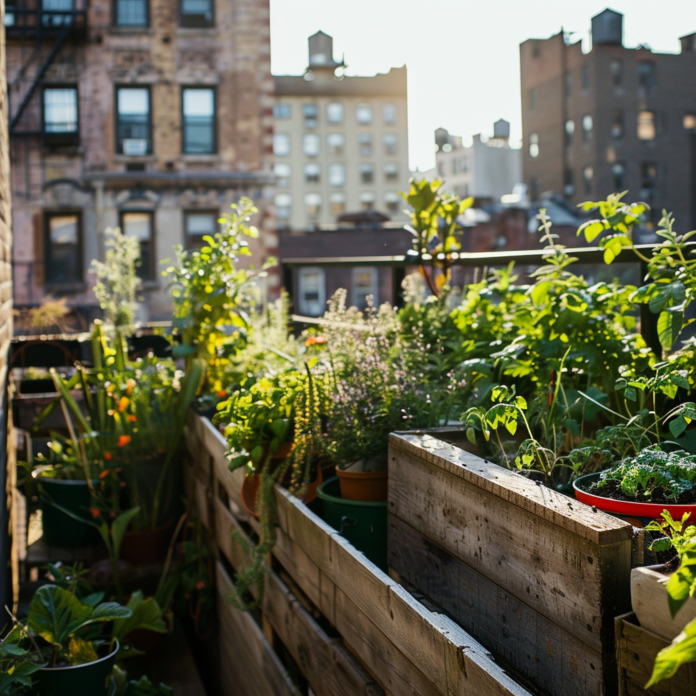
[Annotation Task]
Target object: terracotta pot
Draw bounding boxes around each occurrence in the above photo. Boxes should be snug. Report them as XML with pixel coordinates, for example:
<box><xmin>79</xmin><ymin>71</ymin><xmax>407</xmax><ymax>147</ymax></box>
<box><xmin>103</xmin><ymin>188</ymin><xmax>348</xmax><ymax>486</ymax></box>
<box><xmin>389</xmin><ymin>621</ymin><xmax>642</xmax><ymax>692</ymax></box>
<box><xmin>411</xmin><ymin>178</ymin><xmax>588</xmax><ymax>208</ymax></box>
<box><xmin>120</xmin><ymin>520</ymin><xmax>174</xmax><ymax>566</ymax></box>
<box><xmin>335</xmin><ymin>467</ymin><xmax>388</xmax><ymax>502</ymax></box>
<box><xmin>631</xmin><ymin>564</ymin><xmax>696</xmax><ymax>641</ymax></box>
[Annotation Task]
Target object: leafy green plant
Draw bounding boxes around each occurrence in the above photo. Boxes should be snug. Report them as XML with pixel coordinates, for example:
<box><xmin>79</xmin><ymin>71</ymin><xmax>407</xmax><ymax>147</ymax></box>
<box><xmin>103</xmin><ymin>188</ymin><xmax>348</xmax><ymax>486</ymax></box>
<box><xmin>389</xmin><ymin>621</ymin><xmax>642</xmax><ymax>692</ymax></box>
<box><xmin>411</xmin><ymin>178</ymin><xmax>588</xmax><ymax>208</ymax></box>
<box><xmin>92</xmin><ymin>227</ymin><xmax>141</xmax><ymax>335</ymax></box>
<box><xmin>0</xmin><ymin>624</ymin><xmax>42</xmax><ymax>695</ymax></box>
<box><xmin>591</xmin><ymin>447</ymin><xmax>696</xmax><ymax>503</ymax></box>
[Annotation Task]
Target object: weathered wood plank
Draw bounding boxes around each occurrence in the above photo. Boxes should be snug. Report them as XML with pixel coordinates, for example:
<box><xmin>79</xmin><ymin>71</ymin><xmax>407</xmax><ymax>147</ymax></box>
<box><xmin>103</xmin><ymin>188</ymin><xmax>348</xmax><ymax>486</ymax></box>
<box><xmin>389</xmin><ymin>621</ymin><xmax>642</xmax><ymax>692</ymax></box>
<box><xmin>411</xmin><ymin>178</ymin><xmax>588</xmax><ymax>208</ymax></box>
<box><xmin>616</xmin><ymin>613</ymin><xmax>696</xmax><ymax>696</ymax></box>
<box><xmin>264</xmin><ymin>570</ymin><xmax>383</xmax><ymax>696</ymax></box>
<box><xmin>388</xmin><ymin>513</ymin><xmax>604</xmax><ymax>696</ymax></box>
<box><xmin>216</xmin><ymin>562</ymin><xmax>300</xmax><ymax>696</ymax></box>
<box><xmin>388</xmin><ymin>445</ymin><xmax>632</xmax><ymax>651</ymax></box>
<box><xmin>390</xmin><ymin>432</ymin><xmax>632</xmax><ymax>545</ymax></box>
<box><xmin>194</xmin><ymin>477</ymin><xmax>209</xmax><ymax>529</ymax></box>
<box><xmin>215</xmin><ymin>496</ymin><xmax>254</xmax><ymax>578</ymax></box>
<box><xmin>274</xmin><ymin>486</ymin><xmax>532</xmax><ymax>696</ymax></box>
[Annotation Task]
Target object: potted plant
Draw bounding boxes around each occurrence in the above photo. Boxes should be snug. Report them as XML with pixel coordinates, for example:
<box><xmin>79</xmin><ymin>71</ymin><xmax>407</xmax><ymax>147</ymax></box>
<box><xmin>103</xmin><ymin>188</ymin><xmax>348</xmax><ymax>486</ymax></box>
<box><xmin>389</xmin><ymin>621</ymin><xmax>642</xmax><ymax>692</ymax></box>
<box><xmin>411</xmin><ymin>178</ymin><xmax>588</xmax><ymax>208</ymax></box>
<box><xmin>573</xmin><ymin>446</ymin><xmax>696</xmax><ymax>525</ymax></box>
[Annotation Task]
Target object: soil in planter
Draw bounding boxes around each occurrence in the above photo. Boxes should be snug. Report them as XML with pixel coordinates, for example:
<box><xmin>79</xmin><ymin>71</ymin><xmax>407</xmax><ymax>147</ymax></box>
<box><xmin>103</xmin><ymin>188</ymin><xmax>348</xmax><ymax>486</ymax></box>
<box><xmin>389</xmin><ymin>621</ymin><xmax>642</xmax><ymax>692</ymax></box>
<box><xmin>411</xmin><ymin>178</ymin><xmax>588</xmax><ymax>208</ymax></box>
<box><xmin>589</xmin><ymin>479</ymin><xmax>696</xmax><ymax>505</ymax></box>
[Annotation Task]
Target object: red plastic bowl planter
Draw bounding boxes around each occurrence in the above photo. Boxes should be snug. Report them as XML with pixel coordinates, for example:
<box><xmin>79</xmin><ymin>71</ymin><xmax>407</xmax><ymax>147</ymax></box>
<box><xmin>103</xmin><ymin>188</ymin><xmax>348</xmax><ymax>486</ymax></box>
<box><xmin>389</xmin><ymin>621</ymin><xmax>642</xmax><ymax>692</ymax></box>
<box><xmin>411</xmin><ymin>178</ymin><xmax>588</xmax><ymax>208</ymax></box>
<box><xmin>573</xmin><ymin>473</ymin><xmax>696</xmax><ymax>528</ymax></box>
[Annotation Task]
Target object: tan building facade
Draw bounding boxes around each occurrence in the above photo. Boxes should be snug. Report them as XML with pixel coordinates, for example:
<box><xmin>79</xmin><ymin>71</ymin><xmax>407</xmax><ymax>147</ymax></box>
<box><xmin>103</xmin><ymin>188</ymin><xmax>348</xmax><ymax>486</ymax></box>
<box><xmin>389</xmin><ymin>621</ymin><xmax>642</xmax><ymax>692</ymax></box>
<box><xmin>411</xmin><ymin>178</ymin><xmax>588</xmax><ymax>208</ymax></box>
<box><xmin>521</xmin><ymin>8</ymin><xmax>696</xmax><ymax>229</ymax></box>
<box><xmin>273</xmin><ymin>32</ymin><xmax>409</xmax><ymax>230</ymax></box>
<box><xmin>6</xmin><ymin>0</ymin><xmax>276</xmax><ymax>322</ymax></box>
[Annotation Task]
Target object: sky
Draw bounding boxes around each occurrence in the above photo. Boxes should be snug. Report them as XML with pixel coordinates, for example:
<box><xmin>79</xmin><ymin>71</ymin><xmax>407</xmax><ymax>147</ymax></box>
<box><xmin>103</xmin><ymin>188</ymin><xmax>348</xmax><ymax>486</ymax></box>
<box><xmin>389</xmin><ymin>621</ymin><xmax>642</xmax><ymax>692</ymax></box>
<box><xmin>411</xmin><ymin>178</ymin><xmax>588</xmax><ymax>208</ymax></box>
<box><xmin>269</xmin><ymin>1</ymin><xmax>696</xmax><ymax>172</ymax></box>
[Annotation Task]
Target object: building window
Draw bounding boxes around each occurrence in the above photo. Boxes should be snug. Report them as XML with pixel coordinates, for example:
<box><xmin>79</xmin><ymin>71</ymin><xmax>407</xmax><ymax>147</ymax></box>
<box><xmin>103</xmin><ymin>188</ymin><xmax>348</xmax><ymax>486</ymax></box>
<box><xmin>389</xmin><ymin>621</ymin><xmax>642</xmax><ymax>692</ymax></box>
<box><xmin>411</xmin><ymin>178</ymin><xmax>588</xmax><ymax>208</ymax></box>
<box><xmin>461</xmin><ymin>156</ymin><xmax>468</xmax><ymax>172</ymax></box>
<box><xmin>304</xmin><ymin>162</ymin><xmax>321</xmax><ymax>183</ymax></box>
<box><xmin>328</xmin><ymin>163</ymin><xmax>345</xmax><ymax>187</ymax></box>
<box><xmin>184</xmin><ymin>211</ymin><xmax>217</xmax><ymax>248</ymax></box>
<box><xmin>685</xmin><ymin>113</ymin><xmax>696</xmax><ymax>131</ymax></box>
<box><xmin>274</xmin><ymin>162</ymin><xmax>291</xmax><ymax>188</ymax></box>
<box><xmin>274</xmin><ymin>103</ymin><xmax>291</xmax><ymax>119</ymax></box>
<box><xmin>529</xmin><ymin>88</ymin><xmax>536</xmax><ymax>111</ymax></box>
<box><xmin>610</xmin><ymin>59</ymin><xmax>623</xmax><ymax>88</ymax></box>
<box><xmin>303</xmin><ymin>104</ymin><xmax>318</xmax><ymax>128</ymax></box>
<box><xmin>303</xmin><ymin>133</ymin><xmax>320</xmax><ymax>157</ymax></box>
<box><xmin>383</xmin><ymin>104</ymin><xmax>396</xmax><ymax>125</ymax></box>
<box><xmin>384</xmin><ymin>163</ymin><xmax>399</xmax><ymax>182</ymax></box>
<box><xmin>180</xmin><ymin>0</ymin><xmax>213</xmax><ymax>27</ymax></box>
<box><xmin>638</xmin><ymin>110</ymin><xmax>656</xmax><ymax>140</ymax></box>
<box><xmin>564</xmin><ymin>119</ymin><xmax>574</xmax><ymax>146</ymax></box>
<box><xmin>41</xmin><ymin>0</ymin><xmax>74</xmax><ymax>27</ymax></box>
<box><xmin>352</xmin><ymin>267</ymin><xmax>377</xmax><ymax>310</ymax></box>
<box><xmin>582</xmin><ymin>166</ymin><xmax>593</xmax><ymax>195</ymax></box>
<box><xmin>360</xmin><ymin>192</ymin><xmax>375</xmax><ymax>210</ymax></box>
<box><xmin>437</xmin><ymin>162</ymin><xmax>445</xmax><ymax>177</ymax></box>
<box><xmin>304</xmin><ymin>193</ymin><xmax>322</xmax><ymax>219</ymax></box>
<box><xmin>529</xmin><ymin>133</ymin><xmax>539</xmax><ymax>158</ymax></box>
<box><xmin>273</xmin><ymin>133</ymin><xmax>290</xmax><ymax>157</ymax></box>
<box><xmin>356</xmin><ymin>104</ymin><xmax>373</xmax><ymax>125</ymax></box>
<box><xmin>359</xmin><ymin>133</ymin><xmax>373</xmax><ymax>157</ymax></box>
<box><xmin>383</xmin><ymin>133</ymin><xmax>398</xmax><ymax>155</ymax></box>
<box><xmin>326</xmin><ymin>102</ymin><xmax>343</xmax><ymax>124</ymax></box>
<box><xmin>582</xmin><ymin>114</ymin><xmax>593</xmax><ymax>143</ymax></box>
<box><xmin>116</xmin><ymin>87</ymin><xmax>151</xmax><ymax>155</ymax></box>
<box><xmin>275</xmin><ymin>193</ymin><xmax>292</xmax><ymax>224</ymax></box>
<box><xmin>45</xmin><ymin>213</ymin><xmax>81</xmax><ymax>284</ymax></box>
<box><xmin>611</xmin><ymin>110</ymin><xmax>624</xmax><ymax>140</ymax></box>
<box><xmin>298</xmin><ymin>268</ymin><xmax>325</xmax><ymax>317</ymax></box>
<box><xmin>121</xmin><ymin>211</ymin><xmax>154</xmax><ymax>280</ymax></box>
<box><xmin>384</xmin><ymin>191</ymin><xmax>400</xmax><ymax>213</ymax></box>
<box><xmin>640</xmin><ymin>163</ymin><xmax>657</xmax><ymax>207</ymax></box>
<box><xmin>638</xmin><ymin>61</ymin><xmax>656</xmax><ymax>90</ymax></box>
<box><xmin>582</xmin><ymin>65</ymin><xmax>590</xmax><ymax>92</ymax></box>
<box><xmin>115</xmin><ymin>0</ymin><xmax>148</xmax><ymax>26</ymax></box>
<box><xmin>43</xmin><ymin>87</ymin><xmax>78</xmax><ymax>138</ymax></box>
<box><xmin>330</xmin><ymin>192</ymin><xmax>346</xmax><ymax>217</ymax></box>
<box><xmin>451</xmin><ymin>159</ymin><xmax>458</xmax><ymax>175</ymax></box>
<box><xmin>564</xmin><ymin>71</ymin><xmax>572</xmax><ymax>97</ymax></box>
<box><xmin>182</xmin><ymin>88</ymin><xmax>215</xmax><ymax>154</ymax></box>
<box><xmin>360</xmin><ymin>163</ymin><xmax>374</xmax><ymax>184</ymax></box>
<box><xmin>327</xmin><ymin>133</ymin><xmax>345</xmax><ymax>155</ymax></box>
<box><xmin>563</xmin><ymin>169</ymin><xmax>574</xmax><ymax>197</ymax></box>
<box><xmin>612</xmin><ymin>163</ymin><xmax>625</xmax><ymax>191</ymax></box>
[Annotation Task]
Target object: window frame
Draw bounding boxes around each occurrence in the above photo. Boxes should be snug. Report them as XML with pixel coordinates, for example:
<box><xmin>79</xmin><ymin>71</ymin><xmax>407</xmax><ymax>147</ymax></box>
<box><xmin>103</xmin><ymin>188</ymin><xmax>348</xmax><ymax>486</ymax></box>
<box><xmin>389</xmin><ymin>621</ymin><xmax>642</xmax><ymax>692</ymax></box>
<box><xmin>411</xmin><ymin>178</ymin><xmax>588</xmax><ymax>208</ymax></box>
<box><xmin>304</xmin><ymin>162</ymin><xmax>321</xmax><ymax>184</ymax></box>
<box><xmin>183</xmin><ymin>209</ymin><xmax>219</xmax><ymax>249</ymax></box>
<box><xmin>119</xmin><ymin>209</ymin><xmax>156</xmax><ymax>281</ymax></box>
<box><xmin>179</xmin><ymin>0</ymin><xmax>214</xmax><ymax>28</ymax></box>
<box><xmin>351</xmin><ymin>267</ymin><xmax>378</xmax><ymax>310</ymax></box>
<box><xmin>359</xmin><ymin>162</ymin><xmax>375</xmax><ymax>184</ymax></box>
<box><xmin>326</xmin><ymin>102</ymin><xmax>344</xmax><ymax>125</ymax></box>
<box><xmin>303</xmin><ymin>133</ymin><xmax>320</xmax><ymax>158</ymax></box>
<box><xmin>383</xmin><ymin>133</ymin><xmax>398</xmax><ymax>156</ymax></box>
<box><xmin>113</xmin><ymin>0</ymin><xmax>149</xmax><ymax>27</ymax></box>
<box><xmin>42</xmin><ymin>84</ymin><xmax>80</xmax><ymax>143</ymax></box>
<box><xmin>356</xmin><ymin>104</ymin><xmax>373</xmax><ymax>125</ymax></box>
<box><xmin>115</xmin><ymin>85</ymin><xmax>152</xmax><ymax>155</ymax></box>
<box><xmin>637</xmin><ymin>110</ymin><xmax>657</xmax><ymax>141</ymax></box>
<box><xmin>44</xmin><ymin>211</ymin><xmax>83</xmax><ymax>286</ymax></box>
<box><xmin>181</xmin><ymin>86</ymin><xmax>217</xmax><ymax>155</ymax></box>
<box><xmin>327</xmin><ymin>132</ymin><xmax>345</xmax><ymax>155</ymax></box>
<box><xmin>273</xmin><ymin>133</ymin><xmax>291</xmax><ymax>157</ymax></box>
<box><xmin>297</xmin><ymin>267</ymin><xmax>326</xmax><ymax>317</ymax></box>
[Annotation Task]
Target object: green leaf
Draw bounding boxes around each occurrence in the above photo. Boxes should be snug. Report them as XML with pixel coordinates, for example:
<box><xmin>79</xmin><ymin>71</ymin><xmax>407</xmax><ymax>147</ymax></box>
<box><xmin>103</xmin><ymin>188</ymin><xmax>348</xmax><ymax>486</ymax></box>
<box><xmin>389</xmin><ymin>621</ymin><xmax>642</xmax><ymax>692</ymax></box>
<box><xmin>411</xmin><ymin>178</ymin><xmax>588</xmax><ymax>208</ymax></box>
<box><xmin>113</xmin><ymin>591</ymin><xmax>167</xmax><ymax>660</ymax></box>
<box><xmin>28</xmin><ymin>585</ymin><xmax>93</xmax><ymax>646</ymax></box>
<box><xmin>670</xmin><ymin>416</ymin><xmax>688</xmax><ymax>438</ymax></box>
<box><xmin>625</xmin><ymin>387</ymin><xmax>637</xmax><ymax>402</ymax></box>
<box><xmin>646</xmin><ymin>617</ymin><xmax>696</xmax><ymax>688</ymax></box>
<box><xmin>68</xmin><ymin>637</ymin><xmax>98</xmax><ymax>666</ymax></box>
<box><xmin>578</xmin><ymin>220</ymin><xmax>606</xmax><ymax>243</ymax></box>
<box><xmin>649</xmin><ymin>537</ymin><xmax>674</xmax><ymax>553</ymax></box>
<box><xmin>466</xmin><ymin>427</ymin><xmax>477</xmax><ymax>445</ymax></box>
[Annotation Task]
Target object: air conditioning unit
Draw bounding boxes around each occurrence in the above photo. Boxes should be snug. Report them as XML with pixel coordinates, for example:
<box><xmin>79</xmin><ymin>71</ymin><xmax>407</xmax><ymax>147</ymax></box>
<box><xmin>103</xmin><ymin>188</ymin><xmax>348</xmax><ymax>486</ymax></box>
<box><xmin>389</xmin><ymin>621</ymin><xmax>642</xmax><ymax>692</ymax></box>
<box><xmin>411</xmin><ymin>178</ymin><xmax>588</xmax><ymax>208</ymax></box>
<box><xmin>123</xmin><ymin>139</ymin><xmax>148</xmax><ymax>156</ymax></box>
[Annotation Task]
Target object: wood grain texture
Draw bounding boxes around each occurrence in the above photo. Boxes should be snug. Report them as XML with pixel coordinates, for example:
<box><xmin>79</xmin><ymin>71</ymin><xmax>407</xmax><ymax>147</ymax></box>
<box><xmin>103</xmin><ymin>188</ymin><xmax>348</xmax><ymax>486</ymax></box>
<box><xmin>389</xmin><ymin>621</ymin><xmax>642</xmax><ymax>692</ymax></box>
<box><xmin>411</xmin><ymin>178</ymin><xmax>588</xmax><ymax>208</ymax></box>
<box><xmin>389</xmin><ymin>432</ymin><xmax>632</xmax><ymax>545</ymax></box>
<box><xmin>388</xmin><ymin>513</ymin><xmax>604</xmax><ymax>696</ymax></box>
<box><xmin>616</xmin><ymin>613</ymin><xmax>696</xmax><ymax>696</ymax></box>
<box><xmin>388</xmin><ymin>445</ymin><xmax>632</xmax><ymax>650</ymax></box>
<box><xmin>216</xmin><ymin>562</ymin><xmax>301</xmax><ymax>696</ymax></box>
<box><xmin>264</xmin><ymin>569</ymin><xmax>383</xmax><ymax>696</ymax></box>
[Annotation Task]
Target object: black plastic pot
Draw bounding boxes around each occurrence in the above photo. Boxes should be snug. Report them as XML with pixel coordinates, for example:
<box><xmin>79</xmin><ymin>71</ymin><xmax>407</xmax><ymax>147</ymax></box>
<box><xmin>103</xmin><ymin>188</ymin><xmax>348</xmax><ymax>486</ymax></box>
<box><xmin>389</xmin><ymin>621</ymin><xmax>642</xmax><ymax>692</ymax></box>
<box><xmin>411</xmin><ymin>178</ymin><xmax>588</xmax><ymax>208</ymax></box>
<box><xmin>33</xmin><ymin>640</ymin><xmax>118</xmax><ymax>696</ymax></box>
<box><xmin>37</xmin><ymin>475</ymin><xmax>100</xmax><ymax>548</ymax></box>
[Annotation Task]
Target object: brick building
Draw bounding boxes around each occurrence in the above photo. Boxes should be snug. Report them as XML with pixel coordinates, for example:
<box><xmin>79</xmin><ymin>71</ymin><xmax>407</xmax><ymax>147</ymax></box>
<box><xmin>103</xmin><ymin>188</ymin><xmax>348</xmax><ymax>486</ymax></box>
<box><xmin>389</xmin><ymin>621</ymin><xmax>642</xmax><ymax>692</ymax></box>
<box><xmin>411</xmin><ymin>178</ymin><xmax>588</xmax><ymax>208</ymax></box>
<box><xmin>520</xmin><ymin>8</ymin><xmax>696</xmax><ymax>229</ymax></box>
<box><xmin>273</xmin><ymin>32</ymin><xmax>410</xmax><ymax>230</ymax></box>
<box><xmin>6</xmin><ymin>0</ymin><xmax>276</xmax><ymax>322</ymax></box>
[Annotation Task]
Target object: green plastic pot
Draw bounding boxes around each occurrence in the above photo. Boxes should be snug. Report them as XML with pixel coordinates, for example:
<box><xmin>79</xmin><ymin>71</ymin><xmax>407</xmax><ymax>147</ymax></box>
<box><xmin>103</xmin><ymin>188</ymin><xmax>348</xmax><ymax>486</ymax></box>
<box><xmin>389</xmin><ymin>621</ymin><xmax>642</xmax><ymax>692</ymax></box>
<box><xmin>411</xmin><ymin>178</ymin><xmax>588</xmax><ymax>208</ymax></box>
<box><xmin>37</xmin><ymin>476</ymin><xmax>100</xmax><ymax>548</ymax></box>
<box><xmin>34</xmin><ymin>640</ymin><xmax>118</xmax><ymax>696</ymax></box>
<box><xmin>317</xmin><ymin>476</ymin><xmax>387</xmax><ymax>571</ymax></box>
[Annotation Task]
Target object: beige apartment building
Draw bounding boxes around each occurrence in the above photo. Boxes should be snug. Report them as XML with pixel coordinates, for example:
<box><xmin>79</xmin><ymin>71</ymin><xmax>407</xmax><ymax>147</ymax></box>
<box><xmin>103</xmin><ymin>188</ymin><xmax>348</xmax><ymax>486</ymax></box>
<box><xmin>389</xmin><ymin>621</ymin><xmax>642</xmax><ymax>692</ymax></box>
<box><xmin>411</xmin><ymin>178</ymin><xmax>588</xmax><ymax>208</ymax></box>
<box><xmin>273</xmin><ymin>32</ymin><xmax>409</xmax><ymax>230</ymax></box>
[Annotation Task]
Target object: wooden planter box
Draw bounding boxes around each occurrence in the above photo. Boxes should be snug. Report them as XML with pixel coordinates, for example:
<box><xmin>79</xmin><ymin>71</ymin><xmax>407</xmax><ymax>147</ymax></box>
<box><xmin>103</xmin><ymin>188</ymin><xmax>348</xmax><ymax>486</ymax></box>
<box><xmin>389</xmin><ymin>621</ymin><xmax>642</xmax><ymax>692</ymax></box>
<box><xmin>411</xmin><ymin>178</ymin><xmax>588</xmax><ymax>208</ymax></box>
<box><xmin>616</xmin><ymin>613</ymin><xmax>696</xmax><ymax>695</ymax></box>
<box><xmin>388</xmin><ymin>430</ymin><xmax>639</xmax><ymax>696</ymax></box>
<box><xmin>185</xmin><ymin>412</ymin><xmax>533</xmax><ymax>696</ymax></box>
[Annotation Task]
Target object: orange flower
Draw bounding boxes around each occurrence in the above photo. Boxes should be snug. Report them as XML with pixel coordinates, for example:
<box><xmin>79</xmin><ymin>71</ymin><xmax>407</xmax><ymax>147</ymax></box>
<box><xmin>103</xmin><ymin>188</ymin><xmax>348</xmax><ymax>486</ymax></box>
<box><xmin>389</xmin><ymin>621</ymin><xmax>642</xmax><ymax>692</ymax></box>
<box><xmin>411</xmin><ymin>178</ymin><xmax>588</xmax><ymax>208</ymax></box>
<box><xmin>89</xmin><ymin>507</ymin><xmax>101</xmax><ymax>518</ymax></box>
<box><xmin>196</xmin><ymin>580</ymin><xmax>206</xmax><ymax>591</ymax></box>
<box><xmin>305</xmin><ymin>335</ymin><xmax>326</xmax><ymax>347</ymax></box>
<box><xmin>118</xmin><ymin>435</ymin><xmax>131</xmax><ymax>448</ymax></box>
<box><xmin>217</xmin><ymin>390</ymin><xmax>227</xmax><ymax>398</ymax></box>
<box><xmin>127</xmin><ymin>379</ymin><xmax>136</xmax><ymax>395</ymax></box>
<box><xmin>118</xmin><ymin>396</ymin><xmax>129</xmax><ymax>412</ymax></box>
<box><xmin>99</xmin><ymin>469</ymin><xmax>110</xmax><ymax>479</ymax></box>
<box><xmin>104</xmin><ymin>452</ymin><xmax>113</xmax><ymax>461</ymax></box>
<box><xmin>128</xmin><ymin>414</ymin><xmax>137</xmax><ymax>422</ymax></box>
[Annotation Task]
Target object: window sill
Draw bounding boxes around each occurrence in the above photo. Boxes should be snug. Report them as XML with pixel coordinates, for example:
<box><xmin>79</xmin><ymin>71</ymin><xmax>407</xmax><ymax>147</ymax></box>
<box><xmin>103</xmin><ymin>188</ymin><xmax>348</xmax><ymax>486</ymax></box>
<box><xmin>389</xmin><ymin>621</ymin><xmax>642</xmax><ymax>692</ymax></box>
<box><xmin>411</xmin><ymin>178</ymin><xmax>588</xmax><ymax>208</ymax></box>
<box><xmin>44</xmin><ymin>282</ymin><xmax>87</xmax><ymax>294</ymax></box>
<box><xmin>108</xmin><ymin>26</ymin><xmax>152</xmax><ymax>35</ymax></box>
<box><xmin>113</xmin><ymin>155</ymin><xmax>157</xmax><ymax>163</ymax></box>
<box><xmin>176</xmin><ymin>26</ymin><xmax>217</xmax><ymax>36</ymax></box>
<box><xmin>181</xmin><ymin>154</ymin><xmax>221</xmax><ymax>163</ymax></box>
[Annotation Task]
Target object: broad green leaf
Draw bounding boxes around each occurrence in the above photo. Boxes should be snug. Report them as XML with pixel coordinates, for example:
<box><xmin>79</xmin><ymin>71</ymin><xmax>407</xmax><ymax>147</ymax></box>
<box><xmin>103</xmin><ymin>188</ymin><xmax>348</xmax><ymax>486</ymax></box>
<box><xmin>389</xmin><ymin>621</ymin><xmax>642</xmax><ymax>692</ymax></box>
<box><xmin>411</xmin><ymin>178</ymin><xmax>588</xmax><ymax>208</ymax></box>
<box><xmin>466</xmin><ymin>427</ymin><xmax>477</xmax><ymax>445</ymax></box>
<box><xmin>646</xmin><ymin>617</ymin><xmax>696</xmax><ymax>687</ymax></box>
<box><xmin>113</xmin><ymin>591</ymin><xmax>167</xmax><ymax>651</ymax></box>
<box><xmin>28</xmin><ymin>585</ymin><xmax>93</xmax><ymax>646</ymax></box>
<box><xmin>670</xmin><ymin>416</ymin><xmax>688</xmax><ymax>438</ymax></box>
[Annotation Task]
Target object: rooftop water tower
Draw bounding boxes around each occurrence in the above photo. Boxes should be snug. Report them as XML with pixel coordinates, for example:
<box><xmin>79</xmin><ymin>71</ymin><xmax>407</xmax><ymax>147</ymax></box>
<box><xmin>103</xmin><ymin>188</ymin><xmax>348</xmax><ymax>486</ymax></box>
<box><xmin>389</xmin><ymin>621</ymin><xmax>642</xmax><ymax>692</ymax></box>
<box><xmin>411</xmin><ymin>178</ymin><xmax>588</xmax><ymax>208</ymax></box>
<box><xmin>592</xmin><ymin>8</ymin><xmax>623</xmax><ymax>47</ymax></box>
